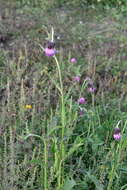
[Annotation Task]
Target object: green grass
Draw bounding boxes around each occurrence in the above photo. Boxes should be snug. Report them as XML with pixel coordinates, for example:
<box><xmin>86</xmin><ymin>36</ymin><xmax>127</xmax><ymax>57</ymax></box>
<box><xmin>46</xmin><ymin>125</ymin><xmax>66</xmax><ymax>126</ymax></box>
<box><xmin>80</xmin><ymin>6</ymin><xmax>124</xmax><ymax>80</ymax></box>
<box><xmin>1</xmin><ymin>1</ymin><xmax>127</xmax><ymax>190</ymax></box>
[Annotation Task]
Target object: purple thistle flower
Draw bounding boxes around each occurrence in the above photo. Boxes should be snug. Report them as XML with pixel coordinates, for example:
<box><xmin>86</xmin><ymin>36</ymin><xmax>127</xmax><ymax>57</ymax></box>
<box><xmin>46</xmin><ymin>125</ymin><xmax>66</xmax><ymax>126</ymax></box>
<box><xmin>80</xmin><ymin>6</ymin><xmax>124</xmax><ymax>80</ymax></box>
<box><xmin>78</xmin><ymin>97</ymin><xmax>86</xmax><ymax>104</ymax></box>
<box><xmin>70</xmin><ymin>58</ymin><xmax>77</xmax><ymax>63</ymax></box>
<box><xmin>113</xmin><ymin>133</ymin><xmax>121</xmax><ymax>140</ymax></box>
<box><xmin>113</xmin><ymin>128</ymin><xmax>121</xmax><ymax>140</ymax></box>
<box><xmin>44</xmin><ymin>47</ymin><xmax>56</xmax><ymax>56</ymax></box>
<box><xmin>73</xmin><ymin>76</ymin><xmax>80</xmax><ymax>82</ymax></box>
<box><xmin>88</xmin><ymin>87</ymin><xmax>96</xmax><ymax>93</ymax></box>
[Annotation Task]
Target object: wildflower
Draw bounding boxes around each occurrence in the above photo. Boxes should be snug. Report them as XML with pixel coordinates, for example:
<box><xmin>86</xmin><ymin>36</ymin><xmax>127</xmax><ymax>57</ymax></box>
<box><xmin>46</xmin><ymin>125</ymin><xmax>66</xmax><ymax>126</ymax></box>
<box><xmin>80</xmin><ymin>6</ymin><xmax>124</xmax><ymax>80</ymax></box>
<box><xmin>24</xmin><ymin>105</ymin><xmax>32</xmax><ymax>109</ymax></box>
<box><xmin>44</xmin><ymin>47</ymin><xmax>56</xmax><ymax>56</ymax></box>
<box><xmin>78</xmin><ymin>97</ymin><xmax>86</xmax><ymax>104</ymax></box>
<box><xmin>44</xmin><ymin>41</ymin><xmax>56</xmax><ymax>56</ymax></box>
<box><xmin>113</xmin><ymin>133</ymin><xmax>121</xmax><ymax>140</ymax></box>
<box><xmin>113</xmin><ymin>128</ymin><xmax>121</xmax><ymax>140</ymax></box>
<box><xmin>73</xmin><ymin>76</ymin><xmax>80</xmax><ymax>82</ymax></box>
<box><xmin>70</xmin><ymin>58</ymin><xmax>77</xmax><ymax>63</ymax></box>
<box><xmin>88</xmin><ymin>87</ymin><xmax>96</xmax><ymax>93</ymax></box>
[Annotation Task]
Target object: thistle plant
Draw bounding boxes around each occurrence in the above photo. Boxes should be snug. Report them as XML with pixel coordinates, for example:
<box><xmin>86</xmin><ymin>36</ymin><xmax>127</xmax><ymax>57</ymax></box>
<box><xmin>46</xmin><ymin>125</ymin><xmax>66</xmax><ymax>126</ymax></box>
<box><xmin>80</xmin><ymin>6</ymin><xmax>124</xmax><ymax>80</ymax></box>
<box><xmin>23</xmin><ymin>27</ymin><xmax>83</xmax><ymax>190</ymax></box>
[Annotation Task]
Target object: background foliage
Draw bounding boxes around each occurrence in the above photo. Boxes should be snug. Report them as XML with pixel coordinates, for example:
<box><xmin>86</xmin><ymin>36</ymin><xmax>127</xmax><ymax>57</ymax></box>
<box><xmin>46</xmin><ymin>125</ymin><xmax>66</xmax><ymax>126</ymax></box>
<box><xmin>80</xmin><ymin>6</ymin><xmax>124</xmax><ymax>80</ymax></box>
<box><xmin>17</xmin><ymin>0</ymin><xmax>127</xmax><ymax>8</ymax></box>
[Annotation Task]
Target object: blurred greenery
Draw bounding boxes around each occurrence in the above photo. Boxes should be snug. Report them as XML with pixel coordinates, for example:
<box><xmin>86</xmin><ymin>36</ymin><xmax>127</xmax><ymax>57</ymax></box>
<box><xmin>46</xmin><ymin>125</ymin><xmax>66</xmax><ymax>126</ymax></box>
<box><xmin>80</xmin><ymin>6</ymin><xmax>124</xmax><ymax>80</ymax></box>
<box><xmin>15</xmin><ymin>0</ymin><xmax>127</xmax><ymax>9</ymax></box>
<box><xmin>3</xmin><ymin>0</ymin><xmax>127</xmax><ymax>17</ymax></box>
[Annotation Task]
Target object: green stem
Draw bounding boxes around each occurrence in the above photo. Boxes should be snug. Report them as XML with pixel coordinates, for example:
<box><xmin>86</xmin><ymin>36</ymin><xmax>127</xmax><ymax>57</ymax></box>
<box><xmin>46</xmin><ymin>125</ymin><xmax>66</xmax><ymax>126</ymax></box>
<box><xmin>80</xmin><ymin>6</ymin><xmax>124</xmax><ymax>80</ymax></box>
<box><xmin>107</xmin><ymin>143</ymin><xmax>122</xmax><ymax>190</ymax></box>
<box><xmin>54</xmin><ymin>55</ymin><xmax>65</xmax><ymax>188</ymax></box>
<box><xmin>54</xmin><ymin>56</ymin><xmax>63</xmax><ymax>93</ymax></box>
<box><xmin>44</xmin><ymin>139</ymin><xmax>48</xmax><ymax>190</ymax></box>
<box><xmin>54</xmin><ymin>55</ymin><xmax>65</xmax><ymax>143</ymax></box>
<box><xmin>92</xmin><ymin>93</ymin><xmax>95</xmax><ymax>108</ymax></box>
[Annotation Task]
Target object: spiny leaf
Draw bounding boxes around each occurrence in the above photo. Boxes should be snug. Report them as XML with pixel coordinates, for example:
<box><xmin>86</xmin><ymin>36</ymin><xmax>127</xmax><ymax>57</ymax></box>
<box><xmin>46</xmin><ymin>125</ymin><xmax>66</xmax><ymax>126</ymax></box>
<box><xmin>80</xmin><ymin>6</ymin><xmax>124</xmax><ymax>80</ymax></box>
<box><xmin>87</xmin><ymin>172</ymin><xmax>104</xmax><ymax>190</ymax></box>
<box><xmin>63</xmin><ymin>177</ymin><xmax>76</xmax><ymax>190</ymax></box>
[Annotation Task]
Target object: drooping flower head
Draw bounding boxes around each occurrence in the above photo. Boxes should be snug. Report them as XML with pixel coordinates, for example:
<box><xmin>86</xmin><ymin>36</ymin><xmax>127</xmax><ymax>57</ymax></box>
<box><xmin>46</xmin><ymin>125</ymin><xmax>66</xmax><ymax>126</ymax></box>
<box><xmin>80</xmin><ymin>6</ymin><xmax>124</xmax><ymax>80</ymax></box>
<box><xmin>113</xmin><ymin>128</ymin><xmax>121</xmax><ymax>140</ymax></box>
<box><xmin>44</xmin><ymin>41</ymin><xmax>56</xmax><ymax>56</ymax></box>
<box><xmin>78</xmin><ymin>97</ymin><xmax>86</xmax><ymax>104</ymax></box>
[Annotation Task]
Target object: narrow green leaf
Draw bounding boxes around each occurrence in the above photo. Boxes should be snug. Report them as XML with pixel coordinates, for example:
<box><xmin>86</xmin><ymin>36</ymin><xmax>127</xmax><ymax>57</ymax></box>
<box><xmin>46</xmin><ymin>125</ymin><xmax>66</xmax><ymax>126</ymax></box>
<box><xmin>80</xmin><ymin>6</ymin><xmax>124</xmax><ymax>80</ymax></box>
<box><xmin>47</xmin><ymin>125</ymin><xmax>62</xmax><ymax>136</ymax></box>
<box><xmin>64</xmin><ymin>142</ymin><xmax>83</xmax><ymax>160</ymax></box>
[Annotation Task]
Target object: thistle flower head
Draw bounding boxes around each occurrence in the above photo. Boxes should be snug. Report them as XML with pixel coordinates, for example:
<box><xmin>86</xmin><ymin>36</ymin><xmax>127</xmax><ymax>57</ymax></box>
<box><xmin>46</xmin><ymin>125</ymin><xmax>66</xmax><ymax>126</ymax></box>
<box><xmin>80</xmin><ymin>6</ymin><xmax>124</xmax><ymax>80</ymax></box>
<box><xmin>88</xmin><ymin>87</ymin><xmax>96</xmax><ymax>93</ymax></box>
<box><xmin>70</xmin><ymin>58</ymin><xmax>77</xmax><ymax>63</ymax></box>
<box><xmin>73</xmin><ymin>76</ymin><xmax>80</xmax><ymax>82</ymax></box>
<box><xmin>78</xmin><ymin>97</ymin><xmax>86</xmax><ymax>104</ymax></box>
<box><xmin>44</xmin><ymin>41</ymin><xmax>56</xmax><ymax>56</ymax></box>
<box><xmin>113</xmin><ymin>128</ymin><xmax>121</xmax><ymax>140</ymax></box>
<box><xmin>113</xmin><ymin>133</ymin><xmax>121</xmax><ymax>140</ymax></box>
<box><xmin>114</xmin><ymin>128</ymin><xmax>121</xmax><ymax>134</ymax></box>
<box><xmin>44</xmin><ymin>47</ymin><xmax>56</xmax><ymax>56</ymax></box>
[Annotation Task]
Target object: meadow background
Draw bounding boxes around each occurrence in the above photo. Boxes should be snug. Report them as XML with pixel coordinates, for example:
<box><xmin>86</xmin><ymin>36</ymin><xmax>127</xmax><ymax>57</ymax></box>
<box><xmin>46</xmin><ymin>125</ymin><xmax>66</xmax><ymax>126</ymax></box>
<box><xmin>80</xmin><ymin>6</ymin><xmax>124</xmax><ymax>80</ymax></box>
<box><xmin>1</xmin><ymin>0</ymin><xmax>127</xmax><ymax>189</ymax></box>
